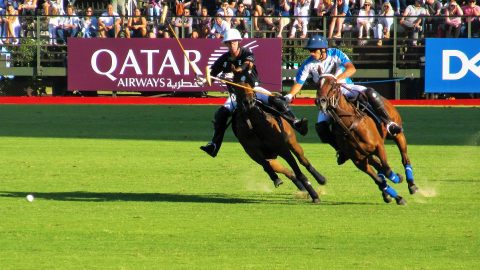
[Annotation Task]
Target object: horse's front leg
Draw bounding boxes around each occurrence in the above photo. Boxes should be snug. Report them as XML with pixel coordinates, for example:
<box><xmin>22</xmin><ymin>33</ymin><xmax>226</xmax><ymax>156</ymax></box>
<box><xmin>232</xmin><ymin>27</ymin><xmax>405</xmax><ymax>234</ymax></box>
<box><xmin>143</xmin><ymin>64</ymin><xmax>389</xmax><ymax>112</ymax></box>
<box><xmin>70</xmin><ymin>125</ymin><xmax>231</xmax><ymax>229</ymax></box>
<box><xmin>374</xmin><ymin>143</ymin><xmax>403</xmax><ymax>185</ymax></box>
<box><xmin>353</xmin><ymin>158</ymin><xmax>406</xmax><ymax>205</ymax></box>
<box><xmin>392</xmin><ymin>133</ymin><xmax>418</xmax><ymax>194</ymax></box>
<box><xmin>241</xmin><ymin>145</ymin><xmax>283</xmax><ymax>187</ymax></box>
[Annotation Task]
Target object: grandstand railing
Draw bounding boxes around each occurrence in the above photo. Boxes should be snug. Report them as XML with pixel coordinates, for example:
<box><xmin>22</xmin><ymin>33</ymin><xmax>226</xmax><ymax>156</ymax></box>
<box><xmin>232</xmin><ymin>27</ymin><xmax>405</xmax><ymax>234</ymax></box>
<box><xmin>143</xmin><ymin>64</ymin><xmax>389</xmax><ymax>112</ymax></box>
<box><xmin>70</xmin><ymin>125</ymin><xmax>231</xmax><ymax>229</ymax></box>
<box><xmin>0</xmin><ymin>14</ymin><xmax>478</xmax><ymax>98</ymax></box>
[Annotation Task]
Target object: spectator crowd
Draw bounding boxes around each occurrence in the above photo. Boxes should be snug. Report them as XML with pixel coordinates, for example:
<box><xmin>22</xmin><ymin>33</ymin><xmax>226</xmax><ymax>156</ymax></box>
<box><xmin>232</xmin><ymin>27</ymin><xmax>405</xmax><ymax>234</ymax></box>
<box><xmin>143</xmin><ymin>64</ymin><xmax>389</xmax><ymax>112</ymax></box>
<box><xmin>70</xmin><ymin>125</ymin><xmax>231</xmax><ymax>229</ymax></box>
<box><xmin>0</xmin><ymin>0</ymin><xmax>478</xmax><ymax>46</ymax></box>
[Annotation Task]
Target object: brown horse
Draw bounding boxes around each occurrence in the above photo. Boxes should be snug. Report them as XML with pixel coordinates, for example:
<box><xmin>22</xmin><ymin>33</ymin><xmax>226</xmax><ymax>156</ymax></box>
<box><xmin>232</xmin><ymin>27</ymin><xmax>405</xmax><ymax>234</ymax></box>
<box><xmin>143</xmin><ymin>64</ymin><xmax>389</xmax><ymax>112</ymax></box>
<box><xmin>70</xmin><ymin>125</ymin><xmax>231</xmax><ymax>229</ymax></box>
<box><xmin>316</xmin><ymin>74</ymin><xmax>418</xmax><ymax>205</ymax></box>
<box><xmin>228</xmin><ymin>79</ymin><xmax>326</xmax><ymax>203</ymax></box>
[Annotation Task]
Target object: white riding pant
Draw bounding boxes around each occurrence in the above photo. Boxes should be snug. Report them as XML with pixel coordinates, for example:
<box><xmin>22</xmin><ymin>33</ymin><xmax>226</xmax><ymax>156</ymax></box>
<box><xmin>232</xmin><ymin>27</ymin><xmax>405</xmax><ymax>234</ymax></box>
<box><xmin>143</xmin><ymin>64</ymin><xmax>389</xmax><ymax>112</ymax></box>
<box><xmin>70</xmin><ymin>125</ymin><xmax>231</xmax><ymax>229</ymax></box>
<box><xmin>317</xmin><ymin>84</ymin><xmax>368</xmax><ymax>123</ymax></box>
<box><xmin>223</xmin><ymin>86</ymin><xmax>271</xmax><ymax>112</ymax></box>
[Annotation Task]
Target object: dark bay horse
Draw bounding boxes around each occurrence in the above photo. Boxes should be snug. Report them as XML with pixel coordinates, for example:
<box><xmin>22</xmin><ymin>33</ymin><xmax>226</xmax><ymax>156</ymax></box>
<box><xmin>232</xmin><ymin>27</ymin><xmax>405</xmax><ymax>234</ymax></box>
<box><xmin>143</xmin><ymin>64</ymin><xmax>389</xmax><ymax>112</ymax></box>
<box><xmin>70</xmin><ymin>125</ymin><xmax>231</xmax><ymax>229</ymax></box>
<box><xmin>228</xmin><ymin>79</ymin><xmax>326</xmax><ymax>203</ymax></box>
<box><xmin>316</xmin><ymin>74</ymin><xmax>418</xmax><ymax>205</ymax></box>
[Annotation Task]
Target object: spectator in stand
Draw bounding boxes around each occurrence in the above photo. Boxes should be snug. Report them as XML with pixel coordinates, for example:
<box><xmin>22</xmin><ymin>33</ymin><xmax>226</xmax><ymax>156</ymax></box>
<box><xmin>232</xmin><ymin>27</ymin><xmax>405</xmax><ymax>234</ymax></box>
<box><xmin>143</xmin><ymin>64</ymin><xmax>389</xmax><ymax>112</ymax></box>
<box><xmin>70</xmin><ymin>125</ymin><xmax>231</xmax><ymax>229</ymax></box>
<box><xmin>195</xmin><ymin>6</ymin><xmax>213</xmax><ymax>38</ymax></box>
<box><xmin>375</xmin><ymin>1</ymin><xmax>394</xmax><ymax>46</ymax></box>
<box><xmin>252</xmin><ymin>0</ymin><xmax>272</xmax><ymax>32</ymax></box>
<box><xmin>112</xmin><ymin>0</ymin><xmax>126</xmax><ymax>20</ymax></box>
<box><xmin>399</xmin><ymin>0</ymin><xmax>428</xmax><ymax>46</ymax></box>
<box><xmin>43</xmin><ymin>0</ymin><xmax>64</xmax><ymax>15</ymax></box>
<box><xmin>289</xmin><ymin>0</ymin><xmax>310</xmax><ymax>38</ymax></box>
<box><xmin>211</xmin><ymin>13</ymin><xmax>231</xmax><ymax>39</ymax></box>
<box><xmin>444</xmin><ymin>0</ymin><xmax>463</xmax><ymax>38</ymax></box>
<box><xmin>98</xmin><ymin>4</ymin><xmax>121</xmax><ymax>38</ymax></box>
<box><xmin>57</xmin><ymin>5</ymin><xmax>80</xmax><ymax>43</ymax></box>
<box><xmin>125</xmin><ymin>7</ymin><xmax>147</xmax><ymax>38</ymax></box>
<box><xmin>4</xmin><ymin>4</ymin><xmax>20</xmax><ymax>44</ymax></box>
<box><xmin>424</xmin><ymin>0</ymin><xmax>443</xmax><ymax>37</ymax></box>
<box><xmin>173</xmin><ymin>7</ymin><xmax>193</xmax><ymax>37</ymax></box>
<box><xmin>217</xmin><ymin>0</ymin><xmax>235</xmax><ymax>26</ymax></box>
<box><xmin>273</xmin><ymin>0</ymin><xmax>291</xmax><ymax>38</ymax></box>
<box><xmin>356</xmin><ymin>0</ymin><xmax>375</xmax><ymax>45</ymax></box>
<box><xmin>148</xmin><ymin>0</ymin><xmax>163</xmax><ymax>24</ymax></box>
<box><xmin>46</xmin><ymin>4</ymin><xmax>61</xmax><ymax>44</ymax></box>
<box><xmin>80</xmin><ymin>7</ymin><xmax>98</xmax><ymax>38</ymax></box>
<box><xmin>233</xmin><ymin>1</ymin><xmax>252</xmax><ymax>37</ymax></box>
<box><xmin>461</xmin><ymin>0</ymin><xmax>480</xmax><ymax>37</ymax></box>
<box><xmin>191</xmin><ymin>28</ymin><xmax>200</xmax><ymax>38</ymax></box>
<box><xmin>328</xmin><ymin>0</ymin><xmax>350</xmax><ymax>39</ymax></box>
<box><xmin>175</xmin><ymin>0</ymin><xmax>191</xmax><ymax>16</ymax></box>
<box><xmin>21</xmin><ymin>0</ymin><xmax>37</xmax><ymax>37</ymax></box>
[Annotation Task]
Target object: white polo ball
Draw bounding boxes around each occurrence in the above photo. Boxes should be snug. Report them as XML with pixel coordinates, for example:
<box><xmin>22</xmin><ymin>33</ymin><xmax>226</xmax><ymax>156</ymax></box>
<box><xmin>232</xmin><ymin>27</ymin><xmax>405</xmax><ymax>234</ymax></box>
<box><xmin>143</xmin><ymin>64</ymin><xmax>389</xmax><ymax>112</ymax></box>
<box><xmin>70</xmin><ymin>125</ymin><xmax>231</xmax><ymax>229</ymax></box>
<box><xmin>26</xmin><ymin>194</ymin><xmax>34</xmax><ymax>202</ymax></box>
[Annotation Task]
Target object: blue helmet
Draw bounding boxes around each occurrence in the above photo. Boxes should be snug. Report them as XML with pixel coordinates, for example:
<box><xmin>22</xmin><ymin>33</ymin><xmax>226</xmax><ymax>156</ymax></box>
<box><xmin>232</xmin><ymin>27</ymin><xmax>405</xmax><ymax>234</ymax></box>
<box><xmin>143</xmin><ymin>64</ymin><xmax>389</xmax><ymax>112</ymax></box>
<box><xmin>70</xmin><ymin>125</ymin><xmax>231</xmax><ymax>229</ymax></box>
<box><xmin>304</xmin><ymin>35</ymin><xmax>328</xmax><ymax>50</ymax></box>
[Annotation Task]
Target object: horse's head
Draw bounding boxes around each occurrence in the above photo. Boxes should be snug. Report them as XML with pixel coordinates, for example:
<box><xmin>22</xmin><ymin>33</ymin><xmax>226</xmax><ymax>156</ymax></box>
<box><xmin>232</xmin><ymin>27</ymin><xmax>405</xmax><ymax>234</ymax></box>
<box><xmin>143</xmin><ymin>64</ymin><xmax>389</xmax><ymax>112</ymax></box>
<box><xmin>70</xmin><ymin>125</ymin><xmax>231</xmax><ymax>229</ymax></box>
<box><xmin>315</xmin><ymin>74</ymin><xmax>340</xmax><ymax>112</ymax></box>
<box><xmin>231</xmin><ymin>70</ymin><xmax>256</xmax><ymax>111</ymax></box>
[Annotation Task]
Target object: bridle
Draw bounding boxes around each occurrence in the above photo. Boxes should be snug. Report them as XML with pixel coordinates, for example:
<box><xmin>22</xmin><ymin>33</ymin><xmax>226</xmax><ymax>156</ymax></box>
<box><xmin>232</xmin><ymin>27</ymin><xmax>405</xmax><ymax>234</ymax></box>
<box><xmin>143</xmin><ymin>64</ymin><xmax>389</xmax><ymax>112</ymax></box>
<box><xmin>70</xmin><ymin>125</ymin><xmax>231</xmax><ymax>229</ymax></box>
<box><xmin>316</xmin><ymin>74</ymin><xmax>341</xmax><ymax>112</ymax></box>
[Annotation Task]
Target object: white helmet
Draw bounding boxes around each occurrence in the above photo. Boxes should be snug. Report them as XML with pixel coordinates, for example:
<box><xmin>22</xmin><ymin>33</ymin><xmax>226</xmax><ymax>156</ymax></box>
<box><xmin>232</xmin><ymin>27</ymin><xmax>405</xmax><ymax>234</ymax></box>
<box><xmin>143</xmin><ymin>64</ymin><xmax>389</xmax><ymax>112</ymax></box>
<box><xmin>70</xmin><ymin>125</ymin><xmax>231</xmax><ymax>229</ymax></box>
<box><xmin>222</xmin><ymin>29</ymin><xmax>242</xmax><ymax>43</ymax></box>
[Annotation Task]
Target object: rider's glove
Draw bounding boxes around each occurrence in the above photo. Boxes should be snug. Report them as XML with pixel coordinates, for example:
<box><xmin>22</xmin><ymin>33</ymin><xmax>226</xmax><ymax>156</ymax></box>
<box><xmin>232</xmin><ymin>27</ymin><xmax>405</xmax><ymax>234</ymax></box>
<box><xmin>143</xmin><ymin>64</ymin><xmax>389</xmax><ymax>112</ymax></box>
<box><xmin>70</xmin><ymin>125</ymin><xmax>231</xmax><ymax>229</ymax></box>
<box><xmin>195</xmin><ymin>75</ymin><xmax>207</xmax><ymax>87</ymax></box>
<box><xmin>283</xmin><ymin>93</ymin><xmax>293</xmax><ymax>103</ymax></box>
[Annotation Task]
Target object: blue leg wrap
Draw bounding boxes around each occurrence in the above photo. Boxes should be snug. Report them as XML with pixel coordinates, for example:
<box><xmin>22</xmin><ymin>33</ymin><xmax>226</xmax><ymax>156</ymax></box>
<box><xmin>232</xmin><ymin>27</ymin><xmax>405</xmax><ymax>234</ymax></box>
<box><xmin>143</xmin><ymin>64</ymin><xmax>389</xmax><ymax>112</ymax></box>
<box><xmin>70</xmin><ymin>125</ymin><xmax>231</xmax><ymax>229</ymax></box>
<box><xmin>405</xmin><ymin>164</ymin><xmax>414</xmax><ymax>182</ymax></box>
<box><xmin>384</xmin><ymin>185</ymin><xmax>398</xmax><ymax>198</ymax></box>
<box><xmin>388</xmin><ymin>171</ymin><xmax>401</xmax><ymax>184</ymax></box>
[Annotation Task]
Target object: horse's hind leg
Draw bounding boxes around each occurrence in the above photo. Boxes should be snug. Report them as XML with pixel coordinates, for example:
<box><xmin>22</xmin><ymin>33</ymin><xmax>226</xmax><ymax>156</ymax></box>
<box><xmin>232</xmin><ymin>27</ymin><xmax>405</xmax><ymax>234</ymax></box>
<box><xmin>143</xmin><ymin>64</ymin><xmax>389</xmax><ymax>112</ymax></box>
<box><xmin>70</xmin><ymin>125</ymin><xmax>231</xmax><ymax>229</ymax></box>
<box><xmin>393</xmin><ymin>133</ymin><xmax>418</xmax><ymax>194</ymax></box>
<box><xmin>288</xmin><ymin>139</ymin><xmax>327</xmax><ymax>185</ymax></box>
<box><xmin>268</xmin><ymin>159</ymin><xmax>306</xmax><ymax>191</ymax></box>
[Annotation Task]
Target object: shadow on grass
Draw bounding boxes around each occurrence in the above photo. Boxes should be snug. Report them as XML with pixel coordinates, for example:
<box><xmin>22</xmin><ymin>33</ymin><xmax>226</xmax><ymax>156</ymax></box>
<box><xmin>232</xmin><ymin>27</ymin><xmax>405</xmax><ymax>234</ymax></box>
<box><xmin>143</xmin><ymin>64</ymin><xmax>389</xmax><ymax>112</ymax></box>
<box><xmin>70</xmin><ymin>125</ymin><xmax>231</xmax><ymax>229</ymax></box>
<box><xmin>0</xmin><ymin>191</ymin><xmax>380</xmax><ymax>205</ymax></box>
<box><xmin>0</xmin><ymin>191</ymin><xmax>263</xmax><ymax>204</ymax></box>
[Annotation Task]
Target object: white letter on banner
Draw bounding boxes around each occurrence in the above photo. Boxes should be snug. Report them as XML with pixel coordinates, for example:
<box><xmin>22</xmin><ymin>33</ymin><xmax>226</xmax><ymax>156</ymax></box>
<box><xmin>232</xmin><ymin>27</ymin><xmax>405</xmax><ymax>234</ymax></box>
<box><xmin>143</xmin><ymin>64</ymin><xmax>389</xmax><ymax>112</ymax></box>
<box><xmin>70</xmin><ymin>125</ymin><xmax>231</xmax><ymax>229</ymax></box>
<box><xmin>91</xmin><ymin>49</ymin><xmax>117</xmax><ymax>81</ymax></box>
<box><xmin>441</xmin><ymin>50</ymin><xmax>480</xmax><ymax>80</ymax></box>
<box><xmin>141</xmin><ymin>50</ymin><xmax>159</xmax><ymax>75</ymax></box>
<box><xmin>158</xmin><ymin>50</ymin><xmax>180</xmax><ymax>75</ymax></box>
<box><xmin>120</xmin><ymin>50</ymin><xmax>142</xmax><ymax>75</ymax></box>
<box><xmin>184</xmin><ymin>50</ymin><xmax>202</xmax><ymax>75</ymax></box>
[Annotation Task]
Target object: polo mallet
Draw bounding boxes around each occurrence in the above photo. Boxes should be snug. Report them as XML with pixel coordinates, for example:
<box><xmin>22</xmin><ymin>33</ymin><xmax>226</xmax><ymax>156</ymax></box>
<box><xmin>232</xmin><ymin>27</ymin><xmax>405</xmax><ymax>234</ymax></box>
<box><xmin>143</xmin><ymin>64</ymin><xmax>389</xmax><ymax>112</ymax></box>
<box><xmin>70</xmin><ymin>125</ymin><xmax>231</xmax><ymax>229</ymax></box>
<box><xmin>204</xmin><ymin>66</ymin><xmax>274</xmax><ymax>97</ymax></box>
<box><xmin>168</xmin><ymin>24</ymin><xmax>199</xmax><ymax>75</ymax></box>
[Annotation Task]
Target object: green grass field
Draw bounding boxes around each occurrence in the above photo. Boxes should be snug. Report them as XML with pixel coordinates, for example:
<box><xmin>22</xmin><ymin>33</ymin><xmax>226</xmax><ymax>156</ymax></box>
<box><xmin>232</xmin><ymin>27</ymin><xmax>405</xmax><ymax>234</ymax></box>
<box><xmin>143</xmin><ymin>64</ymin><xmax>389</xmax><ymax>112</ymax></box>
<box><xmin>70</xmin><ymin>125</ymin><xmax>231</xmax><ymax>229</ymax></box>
<box><xmin>0</xmin><ymin>105</ymin><xmax>479</xmax><ymax>269</ymax></box>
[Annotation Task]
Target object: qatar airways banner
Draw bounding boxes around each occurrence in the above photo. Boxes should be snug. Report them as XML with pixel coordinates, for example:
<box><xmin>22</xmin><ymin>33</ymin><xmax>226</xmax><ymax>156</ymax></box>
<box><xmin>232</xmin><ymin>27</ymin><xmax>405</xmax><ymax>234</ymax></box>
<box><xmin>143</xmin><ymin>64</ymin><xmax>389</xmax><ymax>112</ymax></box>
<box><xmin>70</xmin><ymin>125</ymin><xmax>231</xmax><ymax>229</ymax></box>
<box><xmin>67</xmin><ymin>38</ymin><xmax>282</xmax><ymax>92</ymax></box>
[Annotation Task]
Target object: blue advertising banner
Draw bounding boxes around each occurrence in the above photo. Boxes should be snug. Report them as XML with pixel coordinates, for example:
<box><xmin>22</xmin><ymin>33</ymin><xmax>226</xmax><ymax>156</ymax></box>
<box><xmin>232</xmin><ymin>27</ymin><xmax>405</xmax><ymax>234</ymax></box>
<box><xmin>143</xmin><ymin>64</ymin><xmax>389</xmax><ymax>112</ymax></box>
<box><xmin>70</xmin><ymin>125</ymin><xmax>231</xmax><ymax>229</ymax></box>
<box><xmin>425</xmin><ymin>38</ymin><xmax>480</xmax><ymax>93</ymax></box>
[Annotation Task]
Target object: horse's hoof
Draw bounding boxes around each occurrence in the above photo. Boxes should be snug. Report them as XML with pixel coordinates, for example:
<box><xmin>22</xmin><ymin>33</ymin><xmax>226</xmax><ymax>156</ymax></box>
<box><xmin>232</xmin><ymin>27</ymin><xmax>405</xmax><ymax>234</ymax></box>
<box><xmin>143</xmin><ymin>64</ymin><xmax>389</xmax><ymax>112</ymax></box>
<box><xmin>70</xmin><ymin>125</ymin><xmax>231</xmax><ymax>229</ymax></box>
<box><xmin>395</xmin><ymin>196</ymin><xmax>407</xmax><ymax>205</ymax></box>
<box><xmin>397</xmin><ymin>174</ymin><xmax>404</xmax><ymax>184</ymax></box>
<box><xmin>382</xmin><ymin>191</ymin><xmax>393</xmax><ymax>203</ymax></box>
<box><xmin>273</xmin><ymin>178</ymin><xmax>283</xmax><ymax>188</ymax></box>
<box><xmin>408</xmin><ymin>183</ymin><xmax>418</xmax><ymax>195</ymax></box>
<box><xmin>312</xmin><ymin>198</ymin><xmax>320</xmax><ymax>204</ymax></box>
<box><xmin>317</xmin><ymin>175</ymin><xmax>327</xmax><ymax>185</ymax></box>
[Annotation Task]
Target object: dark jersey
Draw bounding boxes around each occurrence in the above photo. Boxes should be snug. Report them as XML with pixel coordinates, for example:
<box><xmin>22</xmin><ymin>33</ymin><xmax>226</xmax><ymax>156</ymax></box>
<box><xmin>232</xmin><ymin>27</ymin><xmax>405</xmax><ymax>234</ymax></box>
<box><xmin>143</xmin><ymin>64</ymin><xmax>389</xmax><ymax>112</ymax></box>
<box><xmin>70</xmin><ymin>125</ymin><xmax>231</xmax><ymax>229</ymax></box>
<box><xmin>210</xmin><ymin>47</ymin><xmax>259</xmax><ymax>85</ymax></box>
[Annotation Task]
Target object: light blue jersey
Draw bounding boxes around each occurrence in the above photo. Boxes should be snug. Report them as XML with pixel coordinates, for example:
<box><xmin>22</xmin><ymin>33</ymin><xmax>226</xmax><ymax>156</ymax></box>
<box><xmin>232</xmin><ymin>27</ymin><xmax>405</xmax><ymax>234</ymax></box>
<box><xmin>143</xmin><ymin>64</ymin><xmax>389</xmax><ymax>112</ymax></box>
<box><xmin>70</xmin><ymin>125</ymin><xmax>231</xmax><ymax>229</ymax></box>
<box><xmin>295</xmin><ymin>48</ymin><xmax>354</xmax><ymax>85</ymax></box>
<box><xmin>295</xmin><ymin>48</ymin><xmax>368</xmax><ymax>123</ymax></box>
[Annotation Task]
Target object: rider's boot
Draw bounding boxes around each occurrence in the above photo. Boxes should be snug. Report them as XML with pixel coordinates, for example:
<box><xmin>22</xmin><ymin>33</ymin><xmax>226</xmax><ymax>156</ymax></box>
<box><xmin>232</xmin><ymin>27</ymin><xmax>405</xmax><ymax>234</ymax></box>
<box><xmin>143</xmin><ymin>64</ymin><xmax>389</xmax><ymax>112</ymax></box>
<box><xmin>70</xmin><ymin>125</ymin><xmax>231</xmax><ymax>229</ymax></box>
<box><xmin>315</xmin><ymin>122</ymin><xmax>348</xmax><ymax>165</ymax></box>
<box><xmin>200</xmin><ymin>106</ymin><xmax>231</xmax><ymax>157</ymax></box>
<box><xmin>365</xmin><ymin>88</ymin><xmax>403</xmax><ymax>136</ymax></box>
<box><xmin>268</xmin><ymin>96</ymin><xmax>308</xmax><ymax>136</ymax></box>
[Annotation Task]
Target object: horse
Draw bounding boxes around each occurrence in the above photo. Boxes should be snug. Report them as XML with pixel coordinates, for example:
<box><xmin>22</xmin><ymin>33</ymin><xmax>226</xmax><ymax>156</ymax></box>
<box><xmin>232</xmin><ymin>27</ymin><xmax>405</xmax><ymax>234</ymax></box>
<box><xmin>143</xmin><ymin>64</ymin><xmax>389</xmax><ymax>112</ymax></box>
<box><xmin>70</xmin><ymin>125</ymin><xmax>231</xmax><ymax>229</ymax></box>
<box><xmin>226</xmin><ymin>76</ymin><xmax>327</xmax><ymax>203</ymax></box>
<box><xmin>315</xmin><ymin>74</ymin><xmax>418</xmax><ymax>205</ymax></box>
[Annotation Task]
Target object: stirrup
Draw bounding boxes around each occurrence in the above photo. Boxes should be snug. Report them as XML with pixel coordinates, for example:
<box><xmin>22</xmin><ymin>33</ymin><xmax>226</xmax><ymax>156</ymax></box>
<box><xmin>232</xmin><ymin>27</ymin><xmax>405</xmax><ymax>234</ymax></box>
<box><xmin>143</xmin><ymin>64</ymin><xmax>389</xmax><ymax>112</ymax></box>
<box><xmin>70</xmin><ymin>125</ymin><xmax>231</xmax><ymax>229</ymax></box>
<box><xmin>200</xmin><ymin>142</ymin><xmax>217</xmax><ymax>157</ymax></box>
<box><xmin>386</xmin><ymin>122</ymin><xmax>402</xmax><ymax>136</ymax></box>
<box><xmin>293</xmin><ymin>118</ymin><xmax>308</xmax><ymax>136</ymax></box>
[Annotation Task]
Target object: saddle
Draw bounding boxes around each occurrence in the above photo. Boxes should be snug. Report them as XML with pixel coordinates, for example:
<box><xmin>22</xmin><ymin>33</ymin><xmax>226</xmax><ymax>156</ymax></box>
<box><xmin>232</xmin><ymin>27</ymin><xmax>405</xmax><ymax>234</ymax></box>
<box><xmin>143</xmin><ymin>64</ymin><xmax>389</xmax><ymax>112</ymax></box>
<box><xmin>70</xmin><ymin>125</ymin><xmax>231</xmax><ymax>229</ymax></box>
<box><xmin>349</xmin><ymin>93</ymin><xmax>383</xmax><ymax>131</ymax></box>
